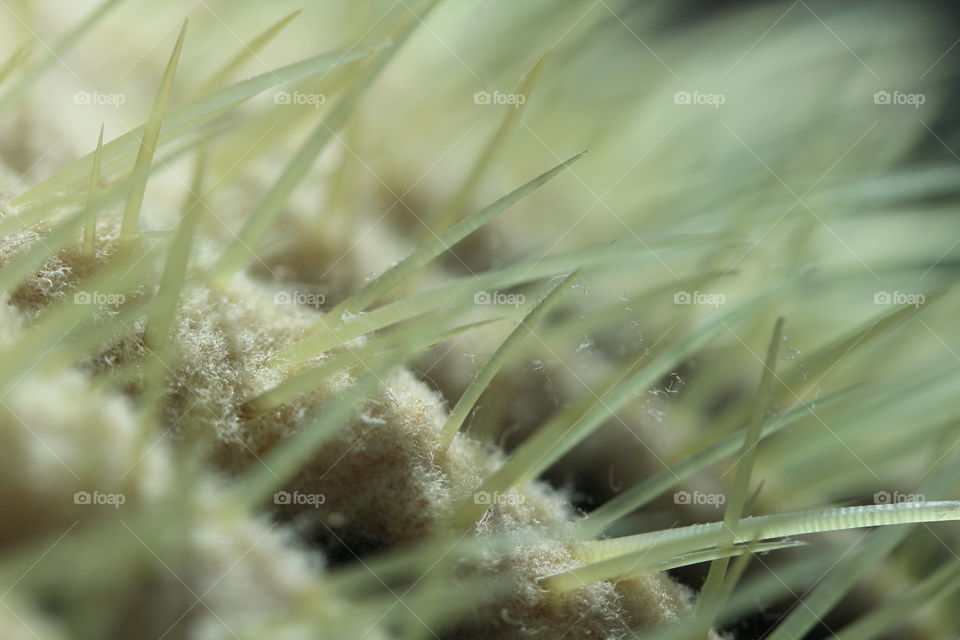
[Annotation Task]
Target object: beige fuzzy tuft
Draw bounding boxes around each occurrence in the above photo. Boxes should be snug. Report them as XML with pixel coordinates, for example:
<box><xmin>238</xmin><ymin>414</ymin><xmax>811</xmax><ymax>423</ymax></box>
<box><xmin>0</xmin><ymin>207</ymin><xmax>711</xmax><ymax>638</ymax></box>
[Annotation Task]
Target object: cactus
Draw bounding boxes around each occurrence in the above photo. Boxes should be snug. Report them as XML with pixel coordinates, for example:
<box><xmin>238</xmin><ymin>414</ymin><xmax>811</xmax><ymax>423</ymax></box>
<box><xmin>1</xmin><ymin>1</ymin><xmax>960</xmax><ymax>639</ymax></box>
